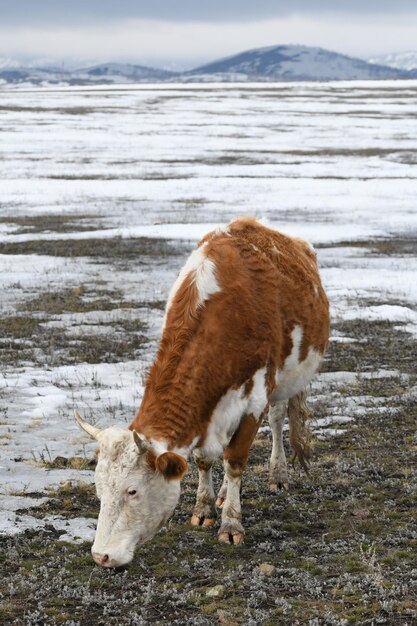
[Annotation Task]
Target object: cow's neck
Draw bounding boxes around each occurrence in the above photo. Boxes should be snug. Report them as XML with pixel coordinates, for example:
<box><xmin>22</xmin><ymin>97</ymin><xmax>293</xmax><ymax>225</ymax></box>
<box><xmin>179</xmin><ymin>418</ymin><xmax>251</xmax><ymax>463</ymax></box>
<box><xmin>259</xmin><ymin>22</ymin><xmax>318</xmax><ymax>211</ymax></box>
<box><xmin>131</xmin><ymin>340</ymin><xmax>231</xmax><ymax>453</ymax></box>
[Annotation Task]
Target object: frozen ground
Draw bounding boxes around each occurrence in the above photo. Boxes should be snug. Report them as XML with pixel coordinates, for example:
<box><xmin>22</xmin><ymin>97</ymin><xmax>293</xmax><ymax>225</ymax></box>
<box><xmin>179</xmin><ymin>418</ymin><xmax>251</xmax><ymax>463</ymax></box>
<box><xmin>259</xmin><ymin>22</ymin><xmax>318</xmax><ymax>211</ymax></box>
<box><xmin>0</xmin><ymin>81</ymin><xmax>416</xmax><ymax>625</ymax></box>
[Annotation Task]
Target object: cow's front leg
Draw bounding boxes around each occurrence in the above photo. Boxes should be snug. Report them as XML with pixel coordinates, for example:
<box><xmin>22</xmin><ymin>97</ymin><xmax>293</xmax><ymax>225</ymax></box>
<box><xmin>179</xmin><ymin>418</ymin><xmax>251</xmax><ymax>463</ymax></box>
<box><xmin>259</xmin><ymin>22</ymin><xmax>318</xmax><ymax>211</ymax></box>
<box><xmin>218</xmin><ymin>413</ymin><xmax>261</xmax><ymax>545</ymax></box>
<box><xmin>190</xmin><ymin>452</ymin><xmax>216</xmax><ymax>527</ymax></box>
<box><xmin>218</xmin><ymin>460</ymin><xmax>244</xmax><ymax>544</ymax></box>
<box><xmin>268</xmin><ymin>401</ymin><xmax>289</xmax><ymax>491</ymax></box>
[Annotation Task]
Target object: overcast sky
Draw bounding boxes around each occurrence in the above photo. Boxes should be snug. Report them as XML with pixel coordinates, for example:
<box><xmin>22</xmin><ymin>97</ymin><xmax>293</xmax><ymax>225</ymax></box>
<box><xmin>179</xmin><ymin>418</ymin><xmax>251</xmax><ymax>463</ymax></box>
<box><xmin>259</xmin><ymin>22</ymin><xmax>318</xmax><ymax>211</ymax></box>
<box><xmin>1</xmin><ymin>1</ymin><xmax>416</xmax><ymax>67</ymax></box>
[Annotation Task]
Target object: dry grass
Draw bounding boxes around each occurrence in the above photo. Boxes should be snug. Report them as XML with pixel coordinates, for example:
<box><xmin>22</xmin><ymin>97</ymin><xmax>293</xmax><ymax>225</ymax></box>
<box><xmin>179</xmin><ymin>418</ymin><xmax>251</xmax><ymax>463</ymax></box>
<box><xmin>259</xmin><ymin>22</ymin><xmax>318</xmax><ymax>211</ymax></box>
<box><xmin>1</xmin><ymin>318</ymin><xmax>416</xmax><ymax>625</ymax></box>
<box><xmin>0</xmin><ymin>236</ymin><xmax>183</xmax><ymax>260</ymax></box>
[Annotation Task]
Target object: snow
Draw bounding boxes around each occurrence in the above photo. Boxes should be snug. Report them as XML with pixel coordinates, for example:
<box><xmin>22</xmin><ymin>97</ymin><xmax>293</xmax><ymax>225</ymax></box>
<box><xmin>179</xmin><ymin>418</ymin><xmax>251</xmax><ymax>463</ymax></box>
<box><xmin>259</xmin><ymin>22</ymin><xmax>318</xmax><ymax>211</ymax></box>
<box><xmin>342</xmin><ymin>305</ymin><xmax>417</xmax><ymax>323</ymax></box>
<box><xmin>0</xmin><ymin>221</ymin><xmax>391</xmax><ymax>246</ymax></box>
<box><xmin>315</xmin><ymin>429</ymin><xmax>347</xmax><ymax>440</ymax></box>
<box><xmin>369</xmin><ymin>52</ymin><xmax>417</xmax><ymax>71</ymax></box>
<box><xmin>0</xmin><ymin>360</ymin><xmax>147</xmax><ymax>488</ymax></box>
<box><xmin>0</xmin><ymin>509</ymin><xmax>96</xmax><ymax>543</ymax></box>
<box><xmin>0</xmin><ymin>80</ymin><xmax>415</xmax><ymax>540</ymax></box>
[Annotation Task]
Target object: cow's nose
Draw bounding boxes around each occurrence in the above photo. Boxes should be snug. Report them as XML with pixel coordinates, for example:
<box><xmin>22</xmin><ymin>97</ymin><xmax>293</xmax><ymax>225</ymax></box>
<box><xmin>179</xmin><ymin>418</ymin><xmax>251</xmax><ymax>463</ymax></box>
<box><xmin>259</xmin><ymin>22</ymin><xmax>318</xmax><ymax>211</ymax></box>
<box><xmin>92</xmin><ymin>552</ymin><xmax>114</xmax><ymax>567</ymax></box>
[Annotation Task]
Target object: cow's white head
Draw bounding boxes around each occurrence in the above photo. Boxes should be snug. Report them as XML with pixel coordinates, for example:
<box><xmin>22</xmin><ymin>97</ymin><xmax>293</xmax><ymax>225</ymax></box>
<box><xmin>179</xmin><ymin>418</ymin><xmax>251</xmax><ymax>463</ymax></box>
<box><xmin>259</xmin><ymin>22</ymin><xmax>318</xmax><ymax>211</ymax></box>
<box><xmin>75</xmin><ymin>411</ymin><xmax>187</xmax><ymax>568</ymax></box>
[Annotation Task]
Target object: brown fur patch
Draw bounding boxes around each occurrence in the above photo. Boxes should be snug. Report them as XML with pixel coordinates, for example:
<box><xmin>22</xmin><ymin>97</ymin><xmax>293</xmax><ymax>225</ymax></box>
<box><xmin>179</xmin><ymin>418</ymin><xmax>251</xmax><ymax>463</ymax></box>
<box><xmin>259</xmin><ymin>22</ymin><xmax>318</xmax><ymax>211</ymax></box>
<box><xmin>265</xmin><ymin>360</ymin><xmax>276</xmax><ymax>396</ymax></box>
<box><xmin>224</xmin><ymin>414</ymin><xmax>260</xmax><ymax>471</ymax></box>
<box><xmin>155</xmin><ymin>451</ymin><xmax>188</xmax><ymax>480</ymax></box>
<box><xmin>145</xmin><ymin>449</ymin><xmax>157</xmax><ymax>472</ymax></box>
<box><xmin>244</xmin><ymin>378</ymin><xmax>254</xmax><ymax>397</ymax></box>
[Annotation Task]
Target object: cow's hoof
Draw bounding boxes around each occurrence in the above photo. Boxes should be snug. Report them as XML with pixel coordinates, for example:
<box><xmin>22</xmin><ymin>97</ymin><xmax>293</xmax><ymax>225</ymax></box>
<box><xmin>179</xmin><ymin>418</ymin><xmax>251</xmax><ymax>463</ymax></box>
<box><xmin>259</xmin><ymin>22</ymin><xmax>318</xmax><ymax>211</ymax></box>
<box><xmin>218</xmin><ymin>520</ymin><xmax>244</xmax><ymax>545</ymax></box>
<box><xmin>190</xmin><ymin>514</ymin><xmax>216</xmax><ymax>527</ymax></box>
<box><xmin>218</xmin><ymin>530</ymin><xmax>244</xmax><ymax>545</ymax></box>
<box><xmin>190</xmin><ymin>502</ymin><xmax>216</xmax><ymax>528</ymax></box>
<box><xmin>269</xmin><ymin>466</ymin><xmax>289</xmax><ymax>493</ymax></box>
<box><xmin>269</xmin><ymin>481</ymin><xmax>289</xmax><ymax>492</ymax></box>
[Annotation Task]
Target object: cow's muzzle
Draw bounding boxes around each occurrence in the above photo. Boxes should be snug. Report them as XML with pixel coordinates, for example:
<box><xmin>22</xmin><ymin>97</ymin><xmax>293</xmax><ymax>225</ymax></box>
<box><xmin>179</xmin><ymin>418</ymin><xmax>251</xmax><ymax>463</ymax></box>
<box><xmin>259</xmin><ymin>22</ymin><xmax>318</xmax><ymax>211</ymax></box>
<box><xmin>92</xmin><ymin>551</ymin><xmax>119</xmax><ymax>568</ymax></box>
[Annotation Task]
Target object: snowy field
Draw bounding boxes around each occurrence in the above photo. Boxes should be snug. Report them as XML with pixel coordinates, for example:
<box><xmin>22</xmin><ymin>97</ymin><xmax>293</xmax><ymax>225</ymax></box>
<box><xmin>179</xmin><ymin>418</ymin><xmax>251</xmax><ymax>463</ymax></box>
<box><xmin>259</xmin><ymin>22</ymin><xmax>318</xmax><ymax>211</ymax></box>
<box><xmin>0</xmin><ymin>81</ymin><xmax>416</xmax><ymax>625</ymax></box>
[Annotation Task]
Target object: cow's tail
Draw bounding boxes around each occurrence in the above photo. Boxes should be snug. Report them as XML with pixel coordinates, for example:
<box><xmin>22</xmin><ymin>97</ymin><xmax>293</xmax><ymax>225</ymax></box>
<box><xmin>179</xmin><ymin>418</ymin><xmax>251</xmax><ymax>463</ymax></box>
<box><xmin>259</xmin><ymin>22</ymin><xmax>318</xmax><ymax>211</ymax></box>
<box><xmin>287</xmin><ymin>388</ymin><xmax>313</xmax><ymax>473</ymax></box>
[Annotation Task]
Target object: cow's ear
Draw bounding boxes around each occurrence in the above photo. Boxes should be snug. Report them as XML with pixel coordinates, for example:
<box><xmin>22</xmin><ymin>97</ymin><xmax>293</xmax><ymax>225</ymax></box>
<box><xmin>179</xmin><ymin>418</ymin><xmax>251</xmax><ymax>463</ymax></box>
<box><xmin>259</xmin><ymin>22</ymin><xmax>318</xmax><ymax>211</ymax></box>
<box><xmin>155</xmin><ymin>451</ymin><xmax>188</xmax><ymax>480</ymax></box>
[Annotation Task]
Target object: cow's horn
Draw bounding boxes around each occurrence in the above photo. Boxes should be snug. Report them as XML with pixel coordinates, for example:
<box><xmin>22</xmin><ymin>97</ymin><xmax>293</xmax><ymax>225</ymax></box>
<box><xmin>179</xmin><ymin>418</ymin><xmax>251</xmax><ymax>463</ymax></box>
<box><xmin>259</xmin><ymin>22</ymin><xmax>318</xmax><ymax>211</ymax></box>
<box><xmin>133</xmin><ymin>430</ymin><xmax>150</xmax><ymax>453</ymax></box>
<box><xmin>74</xmin><ymin>410</ymin><xmax>102</xmax><ymax>440</ymax></box>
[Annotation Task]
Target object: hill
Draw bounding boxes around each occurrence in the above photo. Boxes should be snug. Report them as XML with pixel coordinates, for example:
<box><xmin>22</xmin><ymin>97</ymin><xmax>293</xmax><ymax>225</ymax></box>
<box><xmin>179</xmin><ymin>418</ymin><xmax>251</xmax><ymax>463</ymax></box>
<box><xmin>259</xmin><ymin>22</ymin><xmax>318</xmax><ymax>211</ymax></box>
<box><xmin>187</xmin><ymin>45</ymin><xmax>407</xmax><ymax>81</ymax></box>
<box><xmin>0</xmin><ymin>62</ymin><xmax>176</xmax><ymax>86</ymax></box>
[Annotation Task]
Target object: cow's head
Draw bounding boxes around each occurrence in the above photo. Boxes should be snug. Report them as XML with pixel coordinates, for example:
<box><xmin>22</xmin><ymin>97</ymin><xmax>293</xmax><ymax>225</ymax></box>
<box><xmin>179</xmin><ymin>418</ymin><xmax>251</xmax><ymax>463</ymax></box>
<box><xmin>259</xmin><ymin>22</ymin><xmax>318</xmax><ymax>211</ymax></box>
<box><xmin>75</xmin><ymin>411</ymin><xmax>187</xmax><ymax>568</ymax></box>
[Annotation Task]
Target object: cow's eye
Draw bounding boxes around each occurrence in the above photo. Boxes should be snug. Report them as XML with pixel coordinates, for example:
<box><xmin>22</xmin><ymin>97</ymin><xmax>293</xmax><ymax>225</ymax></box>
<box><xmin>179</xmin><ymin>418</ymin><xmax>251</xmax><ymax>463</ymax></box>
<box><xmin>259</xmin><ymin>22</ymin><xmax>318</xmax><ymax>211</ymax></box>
<box><xmin>127</xmin><ymin>488</ymin><xmax>137</xmax><ymax>497</ymax></box>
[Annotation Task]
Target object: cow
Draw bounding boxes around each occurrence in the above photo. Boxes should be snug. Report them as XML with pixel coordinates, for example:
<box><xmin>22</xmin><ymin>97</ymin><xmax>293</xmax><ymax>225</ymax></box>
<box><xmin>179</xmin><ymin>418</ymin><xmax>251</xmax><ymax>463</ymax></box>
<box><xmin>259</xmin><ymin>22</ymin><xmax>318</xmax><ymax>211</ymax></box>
<box><xmin>75</xmin><ymin>217</ymin><xmax>330</xmax><ymax>568</ymax></box>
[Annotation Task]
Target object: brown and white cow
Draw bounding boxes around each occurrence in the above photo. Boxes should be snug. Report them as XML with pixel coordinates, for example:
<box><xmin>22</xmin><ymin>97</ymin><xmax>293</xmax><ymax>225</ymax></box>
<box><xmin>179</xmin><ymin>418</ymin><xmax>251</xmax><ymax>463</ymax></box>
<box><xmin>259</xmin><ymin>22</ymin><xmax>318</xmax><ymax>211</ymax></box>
<box><xmin>76</xmin><ymin>217</ymin><xmax>330</xmax><ymax>568</ymax></box>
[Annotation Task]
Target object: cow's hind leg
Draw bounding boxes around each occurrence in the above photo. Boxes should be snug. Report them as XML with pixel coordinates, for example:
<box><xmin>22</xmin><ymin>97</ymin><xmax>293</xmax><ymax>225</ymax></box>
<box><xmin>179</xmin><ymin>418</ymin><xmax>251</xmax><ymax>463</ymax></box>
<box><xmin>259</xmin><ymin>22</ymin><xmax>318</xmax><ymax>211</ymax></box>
<box><xmin>190</xmin><ymin>451</ymin><xmax>216</xmax><ymax>527</ymax></box>
<box><xmin>218</xmin><ymin>413</ymin><xmax>261</xmax><ymax>545</ymax></box>
<box><xmin>215</xmin><ymin>474</ymin><xmax>227</xmax><ymax>508</ymax></box>
<box><xmin>268</xmin><ymin>401</ymin><xmax>289</xmax><ymax>491</ymax></box>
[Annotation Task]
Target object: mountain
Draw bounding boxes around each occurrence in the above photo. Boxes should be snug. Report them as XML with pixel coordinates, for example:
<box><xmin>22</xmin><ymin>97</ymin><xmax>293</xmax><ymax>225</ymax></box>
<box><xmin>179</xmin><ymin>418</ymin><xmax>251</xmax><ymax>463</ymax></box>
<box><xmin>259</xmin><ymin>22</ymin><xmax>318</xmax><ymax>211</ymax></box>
<box><xmin>0</xmin><ymin>62</ymin><xmax>176</xmax><ymax>86</ymax></box>
<box><xmin>0</xmin><ymin>57</ymin><xmax>22</xmax><ymax>69</ymax></box>
<box><xmin>187</xmin><ymin>45</ymin><xmax>407</xmax><ymax>81</ymax></box>
<box><xmin>72</xmin><ymin>63</ymin><xmax>175</xmax><ymax>83</ymax></box>
<box><xmin>0</xmin><ymin>67</ymin><xmax>62</xmax><ymax>85</ymax></box>
<box><xmin>0</xmin><ymin>45</ymin><xmax>414</xmax><ymax>86</ymax></box>
<box><xmin>368</xmin><ymin>51</ymin><xmax>417</xmax><ymax>71</ymax></box>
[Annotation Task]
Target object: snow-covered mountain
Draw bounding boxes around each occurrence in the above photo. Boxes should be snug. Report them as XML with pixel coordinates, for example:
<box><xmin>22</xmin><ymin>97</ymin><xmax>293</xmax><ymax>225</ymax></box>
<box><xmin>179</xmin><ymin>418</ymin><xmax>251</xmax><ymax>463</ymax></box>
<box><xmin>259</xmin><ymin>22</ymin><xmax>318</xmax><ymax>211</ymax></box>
<box><xmin>369</xmin><ymin>51</ymin><xmax>417</xmax><ymax>71</ymax></box>
<box><xmin>73</xmin><ymin>63</ymin><xmax>175</xmax><ymax>83</ymax></box>
<box><xmin>0</xmin><ymin>62</ymin><xmax>176</xmax><ymax>86</ymax></box>
<box><xmin>0</xmin><ymin>45</ymin><xmax>414</xmax><ymax>86</ymax></box>
<box><xmin>0</xmin><ymin>67</ymin><xmax>62</xmax><ymax>85</ymax></box>
<box><xmin>0</xmin><ymin>57</ymin><xmax>22</xmax><ymax>69</ymax></box>
<box><xmin>0</xmin><ymin>56</ymin><xmax>72</xmax><ymax>71</ymax></box>
<box><xmin>187</xmin><ymin>45</ymin><xmax>407</xmax><ymax>81</ymax></box>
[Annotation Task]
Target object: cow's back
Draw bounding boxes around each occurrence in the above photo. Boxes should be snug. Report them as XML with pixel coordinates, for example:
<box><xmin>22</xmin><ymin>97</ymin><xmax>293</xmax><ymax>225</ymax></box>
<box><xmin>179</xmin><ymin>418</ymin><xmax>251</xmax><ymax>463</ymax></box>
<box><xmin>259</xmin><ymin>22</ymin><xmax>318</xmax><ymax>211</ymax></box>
<box><xmin>200</xmin><ymin>217</ymin><xmax>329</xmax><ymax>368</ymax></box>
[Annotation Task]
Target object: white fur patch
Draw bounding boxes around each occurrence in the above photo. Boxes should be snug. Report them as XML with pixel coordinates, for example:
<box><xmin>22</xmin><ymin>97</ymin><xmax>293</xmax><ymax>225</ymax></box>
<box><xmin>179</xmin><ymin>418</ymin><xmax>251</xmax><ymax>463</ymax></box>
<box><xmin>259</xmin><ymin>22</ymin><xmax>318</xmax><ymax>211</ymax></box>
<box><xmin>305</xmin><ymin>239</ymin><xmax>316</xmax><ymax>254</ymax></box>
<box><xmin>202</xmin><ymin>385</ymin><xmax>247</xmax><ymax>460</ymax></box>
<box><xmin>201</xmin><ymin>367</ymin><xmax>269</xmax><ymax>461</ymax></box>
<box><xmin>143</xmin><ymin>434</ymin><xmax>197</xmax><ymax>461</ymax></box>
<box><xmin>150</xmin><ymin>438</ymin><xmax>168</xmax><ymax>456</ymax></box>
<box><xmin>284</xmin><ymin>325</ymin><xmax>303</xmax><ymax>370</ymax></box>
<box><xmin>272</xmin><ymin>325</ymin><xmax>322</xmax><ymax>402</ymax></box>
<box><xmin>194</xmin><ymin>256</ymin><xmax>219</xmax><ymax>305</ymax></box>
<box><xmin>173</xmin><ymin>436</ymin><xmax>200</xmax><ymax>459</ymax></box>
<box><xmin>96</xmin><ymin>426</ymin><xmax>133</xmax><ymax>455</ymax></box>
<box><xmin>248</xmin><ymin>366</ymin><xmax>268</xmax><ymax>419</ymax></box>
<box><xmin>163</xmin><ymin>246</ymin><xmax>220</xmax><ymax>326</ymax></box>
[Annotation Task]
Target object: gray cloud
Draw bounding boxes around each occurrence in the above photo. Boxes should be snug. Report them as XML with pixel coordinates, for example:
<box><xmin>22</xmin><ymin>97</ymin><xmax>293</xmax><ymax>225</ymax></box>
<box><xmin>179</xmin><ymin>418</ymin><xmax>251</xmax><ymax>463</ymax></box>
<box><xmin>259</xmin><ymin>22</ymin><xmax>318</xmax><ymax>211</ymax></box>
<box><xmin>1</xmin><ymin>0</ymin><xmax>416</xmax><ymax>26</ymax></box>
<box><xmin>1</xmin><ymin>3</ymin><xmax>416</xmax><ymax>65</ymax></box>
